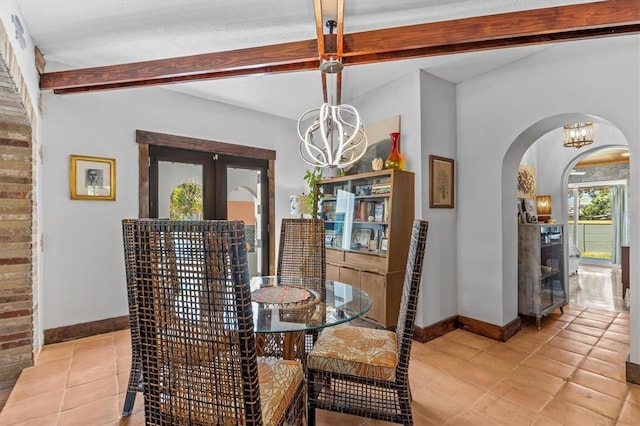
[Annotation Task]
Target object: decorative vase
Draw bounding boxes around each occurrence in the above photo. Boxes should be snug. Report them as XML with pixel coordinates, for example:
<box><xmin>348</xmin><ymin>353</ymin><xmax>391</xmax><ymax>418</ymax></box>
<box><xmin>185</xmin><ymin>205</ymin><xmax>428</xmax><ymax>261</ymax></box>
<box><xmin>384</xmin><ymin>132</ymin><xmax>405</xmax><ymax>170</ymax></box>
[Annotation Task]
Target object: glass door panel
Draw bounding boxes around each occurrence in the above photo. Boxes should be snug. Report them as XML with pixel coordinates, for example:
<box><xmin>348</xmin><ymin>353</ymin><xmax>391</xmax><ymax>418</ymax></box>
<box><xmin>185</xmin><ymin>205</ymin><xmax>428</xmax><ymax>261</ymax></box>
<box><xmin>158</xmin><ymin>161</ymin><xmax>203</xmax><ymax>219</ymax></box>
<box><xmin>226</xmin><ymin>167</ymin><xmax>264</xmax><ymax>277</ymax></box>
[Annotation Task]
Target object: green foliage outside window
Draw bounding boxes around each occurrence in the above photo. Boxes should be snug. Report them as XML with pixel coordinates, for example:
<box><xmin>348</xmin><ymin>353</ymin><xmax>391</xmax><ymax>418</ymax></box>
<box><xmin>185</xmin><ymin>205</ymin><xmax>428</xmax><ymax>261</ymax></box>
<box><xmin>170</xmin><ymin>182</ymin><xmax>203</xmax><ymax>220</ymax></box>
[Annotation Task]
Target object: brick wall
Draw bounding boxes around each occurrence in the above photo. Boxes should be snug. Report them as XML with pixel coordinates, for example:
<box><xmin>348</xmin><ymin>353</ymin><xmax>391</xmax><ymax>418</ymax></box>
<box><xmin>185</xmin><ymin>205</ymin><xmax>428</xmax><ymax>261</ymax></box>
<box><xmin>0</xmin><ymin>21</ymin><xmax>36</xmax><ymax>392</ymax></box>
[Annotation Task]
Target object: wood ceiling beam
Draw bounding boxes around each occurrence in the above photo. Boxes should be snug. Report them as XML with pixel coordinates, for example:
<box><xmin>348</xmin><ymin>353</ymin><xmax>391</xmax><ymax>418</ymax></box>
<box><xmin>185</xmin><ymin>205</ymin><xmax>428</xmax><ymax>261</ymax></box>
<box><xmin>41</xmin><ymin>0</ymin><xmax>640</xmax><ymax>94</ymax></box>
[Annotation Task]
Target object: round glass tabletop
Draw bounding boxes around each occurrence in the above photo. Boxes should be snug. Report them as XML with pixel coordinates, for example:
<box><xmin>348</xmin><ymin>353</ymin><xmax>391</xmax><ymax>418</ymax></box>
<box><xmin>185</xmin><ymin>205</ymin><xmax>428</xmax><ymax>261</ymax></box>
<box><xmin>250</xmin><ymin>276</ymin><xmax>372</xmax><ymax>333</ymax></box>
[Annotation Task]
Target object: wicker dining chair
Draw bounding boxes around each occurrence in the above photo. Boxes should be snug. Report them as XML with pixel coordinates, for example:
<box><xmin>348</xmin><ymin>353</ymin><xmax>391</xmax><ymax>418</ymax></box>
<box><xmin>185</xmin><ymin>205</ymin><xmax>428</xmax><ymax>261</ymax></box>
<box><xmin>307</xmin><ymin>219</ymin><xmax>429</xmax><ymax>426</ymax></box>
<box><xmin>255</xmin><ymin>218</ymin><xmax>326</xmax><ymax>360</ymax></box>
<box><xmin>124</xmin><ymin>219</ymin><xmax>305</xmax><ymax>425</ymax></box>
<box><xmin>121</xmin><ymin>220</ymin><xmax>143</xmax><ymax>416</ymax></box>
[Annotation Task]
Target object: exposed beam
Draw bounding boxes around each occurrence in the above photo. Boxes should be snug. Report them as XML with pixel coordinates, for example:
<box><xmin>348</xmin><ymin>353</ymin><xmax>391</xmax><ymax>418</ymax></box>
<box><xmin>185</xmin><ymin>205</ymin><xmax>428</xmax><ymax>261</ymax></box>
<box><xmin>41</xmin><ymin>0</ymin><xmax>640</xmax><ymax>94</ymax></box>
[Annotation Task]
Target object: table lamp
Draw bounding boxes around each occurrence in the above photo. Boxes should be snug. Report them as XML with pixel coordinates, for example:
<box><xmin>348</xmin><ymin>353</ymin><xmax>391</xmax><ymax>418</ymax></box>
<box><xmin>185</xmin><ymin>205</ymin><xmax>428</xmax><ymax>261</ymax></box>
<box><xmin>536</xmin><ymin>195</ymin><xmax>552</xmax><ymax>223</ymax></box>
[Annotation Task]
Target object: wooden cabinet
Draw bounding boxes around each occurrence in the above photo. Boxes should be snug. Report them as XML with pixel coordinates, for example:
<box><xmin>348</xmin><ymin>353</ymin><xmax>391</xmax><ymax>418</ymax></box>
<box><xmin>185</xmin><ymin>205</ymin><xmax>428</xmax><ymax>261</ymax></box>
<box><xmin>315</xmin><ymin>169</ymin><xmax>414</xmax><ymax>328</ymax></box>
<box><xmin>518</xmin><ymin>224</ymin><xmax>567</xmax><ymax>329</ymax></box>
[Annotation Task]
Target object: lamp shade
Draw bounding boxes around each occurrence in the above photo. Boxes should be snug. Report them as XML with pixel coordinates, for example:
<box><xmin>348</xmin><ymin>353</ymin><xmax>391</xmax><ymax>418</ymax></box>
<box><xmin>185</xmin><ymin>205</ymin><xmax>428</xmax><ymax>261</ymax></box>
<box><xmin>536</xmin><ymin>195</ymin><xmax>552</xmax><ymax>222</ymax></box>
<box><xmin>563</xmin><ymin>122</ymin><xmax>594</xmax><ymax>148</ymax></box>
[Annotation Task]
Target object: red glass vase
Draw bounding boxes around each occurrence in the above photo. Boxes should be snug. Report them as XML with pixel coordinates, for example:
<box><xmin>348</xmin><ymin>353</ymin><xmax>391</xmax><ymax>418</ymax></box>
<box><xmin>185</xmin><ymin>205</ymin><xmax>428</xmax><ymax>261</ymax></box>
<box><xmin>384</xmin><ymin>132</ymin><xmax>405</xmax><ymax>170</ymax></box>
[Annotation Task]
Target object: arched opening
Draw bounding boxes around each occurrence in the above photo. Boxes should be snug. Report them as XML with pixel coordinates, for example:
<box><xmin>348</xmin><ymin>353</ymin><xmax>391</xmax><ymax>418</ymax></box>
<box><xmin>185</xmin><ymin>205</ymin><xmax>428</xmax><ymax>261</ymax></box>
<box><xmin>502</xmin><ymin>114</ymin><xmax>630</xmax><ymax>326</ymax></box>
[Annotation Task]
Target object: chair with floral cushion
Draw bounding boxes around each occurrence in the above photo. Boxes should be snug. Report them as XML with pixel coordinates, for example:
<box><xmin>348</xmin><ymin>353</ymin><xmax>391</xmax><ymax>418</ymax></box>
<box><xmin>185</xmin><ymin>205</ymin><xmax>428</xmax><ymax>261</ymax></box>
<box><xmin>124</xmin><ymin>219</ymin><xmax>305</xmax><ymax>425</ymax></box>
<box><xmin>306</xmin><ymin>219</ymin><xmax>429</xmax><ymax>426</ymax></box>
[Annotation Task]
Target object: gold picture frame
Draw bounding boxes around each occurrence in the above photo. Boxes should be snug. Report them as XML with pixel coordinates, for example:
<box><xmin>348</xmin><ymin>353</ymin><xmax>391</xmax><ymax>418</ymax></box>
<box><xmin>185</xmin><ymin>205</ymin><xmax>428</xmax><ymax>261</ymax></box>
<box><xmin>70</xmin><ymin>155</ymin><xmax>116</xmax><ymax>201</ymax></box>
<box><xmin>429</xmin><ymin>155</ymin><xmax>454</xmax><ymax>208</ymax></box>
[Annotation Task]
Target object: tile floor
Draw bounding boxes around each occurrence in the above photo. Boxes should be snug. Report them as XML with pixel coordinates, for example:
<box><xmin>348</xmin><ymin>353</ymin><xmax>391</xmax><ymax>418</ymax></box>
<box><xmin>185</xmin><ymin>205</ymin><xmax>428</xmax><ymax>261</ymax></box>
<box><xmin>0</xmin><ymin>266</ymin><xmax>638</xmax><ymax>425</ymax></box>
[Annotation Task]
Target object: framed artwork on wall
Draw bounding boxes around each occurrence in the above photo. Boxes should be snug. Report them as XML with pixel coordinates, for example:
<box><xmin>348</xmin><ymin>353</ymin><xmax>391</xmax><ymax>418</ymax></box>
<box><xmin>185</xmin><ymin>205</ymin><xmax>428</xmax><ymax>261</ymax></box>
<box><xmin>429</xmin><ymin>155</ymin><xmax>455</xmax><ymax>208</ymax></box>
<box><xmin>70</xmin><ymin>155</ymin><xmax>116</xmax><ymax>201</ymax></box>
<box><xmin>517</xmin><ymin>165</ymin><xmax>536</xmax><ymax>198</ymax></box>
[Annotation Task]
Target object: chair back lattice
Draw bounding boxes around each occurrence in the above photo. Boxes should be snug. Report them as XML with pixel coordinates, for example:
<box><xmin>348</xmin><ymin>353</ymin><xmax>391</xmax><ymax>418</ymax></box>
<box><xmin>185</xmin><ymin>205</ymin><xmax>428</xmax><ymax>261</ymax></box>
<box><xmin>277</xmin><ymin>218</ymin><xmax>326</xmax><ymax>279</ymax></box>
<box><xmin>394</xmin><ymin>220</ymin><xmax>429</xmax><ymax>383</ymax></box>
<box><xmin>124</xmin><ymin>219</ymin><xmax>263</xmax><ymax>425</ymax></box>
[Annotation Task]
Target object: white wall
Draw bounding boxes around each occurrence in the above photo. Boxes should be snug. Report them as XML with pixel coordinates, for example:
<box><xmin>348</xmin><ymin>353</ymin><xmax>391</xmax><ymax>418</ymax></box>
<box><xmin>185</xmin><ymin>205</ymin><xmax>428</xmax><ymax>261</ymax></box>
<box><xmin>458</xmin><ymin>35</ymin><xmax>639</xmax><ymax>359</ymax></box>
<box><xmin>40</xmin><ymin>87</ymin><xmax>306</xmax><ymax>330</ymax></box>
<box><xmin>418</xmin><ymin>71</ymin><xmax>458</xmax><ymax>326</ymax></box>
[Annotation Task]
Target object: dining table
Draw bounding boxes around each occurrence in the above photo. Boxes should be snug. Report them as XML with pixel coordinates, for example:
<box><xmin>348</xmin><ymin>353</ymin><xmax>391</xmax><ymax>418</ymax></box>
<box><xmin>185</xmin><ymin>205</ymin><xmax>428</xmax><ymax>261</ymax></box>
<box><xmin>250</xmin><ymin>275</ymin><xmax>372</xmax><ymax>365</ymax></box>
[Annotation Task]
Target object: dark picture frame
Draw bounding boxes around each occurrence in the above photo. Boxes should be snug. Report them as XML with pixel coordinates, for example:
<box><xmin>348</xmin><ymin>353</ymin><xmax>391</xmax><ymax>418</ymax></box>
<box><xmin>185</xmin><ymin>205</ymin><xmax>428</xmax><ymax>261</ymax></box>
<box><xmin>429</xmin><ymin>155</ymin><xmax>454</xmax><ymax>208</ymax></box>
<box><xmin>70</xmin><ymin>154</ymin><xmax>116</xmax><ymax>201</ymax></box>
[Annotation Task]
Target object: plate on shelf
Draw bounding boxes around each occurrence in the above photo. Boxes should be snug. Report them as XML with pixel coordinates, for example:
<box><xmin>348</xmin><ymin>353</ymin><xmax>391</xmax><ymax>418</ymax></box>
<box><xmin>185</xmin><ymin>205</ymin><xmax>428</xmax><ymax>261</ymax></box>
<box><xmin>351</xmin><ymin>228</ymin><xmax>374</xmax><ymax>246</ymax></box>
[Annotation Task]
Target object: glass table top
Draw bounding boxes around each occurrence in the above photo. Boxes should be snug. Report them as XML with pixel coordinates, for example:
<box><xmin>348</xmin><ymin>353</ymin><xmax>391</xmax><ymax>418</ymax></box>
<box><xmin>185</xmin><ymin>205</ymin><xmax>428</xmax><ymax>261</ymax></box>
<box><xmin>250</xmin><ymin>276</ymin><xmax>372</xmax><ymax>333</ymax></box>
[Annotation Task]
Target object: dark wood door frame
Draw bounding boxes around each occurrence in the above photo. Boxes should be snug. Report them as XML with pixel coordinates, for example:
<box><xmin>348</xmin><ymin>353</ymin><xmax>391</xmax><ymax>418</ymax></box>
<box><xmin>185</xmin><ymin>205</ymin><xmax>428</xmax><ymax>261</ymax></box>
<box><xmin>136</xmin><ymin>129</ymin><xmax>277</xmax><ymax>274</ymax></box>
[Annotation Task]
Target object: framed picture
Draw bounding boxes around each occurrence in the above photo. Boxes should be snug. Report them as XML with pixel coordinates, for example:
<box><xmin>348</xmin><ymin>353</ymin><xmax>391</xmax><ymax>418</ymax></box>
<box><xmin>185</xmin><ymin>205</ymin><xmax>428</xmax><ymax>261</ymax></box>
<box><xmin>429</xmin><ymin>155</ymin><xmax>454</xmax><ymax>208</ymax></box>
<box><xmin>517</xmin><ymin>165</ymin><xmax>536</xmax><ymax>198</ymax></box>
<box><xmin>70</xmin><ymin>155</ymin><xmax>116</xmax><ymax>201</ymax></box>
<box><xmin>379</xmin><ymin>238</ymin><xmax>388</xmax><ymax>252</ymax></box>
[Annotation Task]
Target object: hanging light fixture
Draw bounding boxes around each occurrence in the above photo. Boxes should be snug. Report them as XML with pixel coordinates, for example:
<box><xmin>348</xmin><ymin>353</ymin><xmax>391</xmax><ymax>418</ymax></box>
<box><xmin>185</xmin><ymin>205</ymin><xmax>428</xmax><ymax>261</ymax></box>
<box><xmin>297</xmin><ymin>57</ymin><xmax>367</xmax><ymax>169</ymax></box>
<box><xmin>297</xmin><ymin>1</ymin><xmax>367</xmax><ymax>170</ymax></box>
<box><xmin>563</xmin><ymin>122</ymin><xmax>594</xmax><ymax>148</ymax></box>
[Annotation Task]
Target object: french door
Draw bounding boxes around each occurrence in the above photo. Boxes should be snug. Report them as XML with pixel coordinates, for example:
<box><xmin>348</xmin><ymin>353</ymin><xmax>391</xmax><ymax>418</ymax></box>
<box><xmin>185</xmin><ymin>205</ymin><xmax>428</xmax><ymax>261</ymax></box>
<box><xmin>148</xmin><ymin>145</ymin><xmax>269</xmax><ymax>276</ymax></box>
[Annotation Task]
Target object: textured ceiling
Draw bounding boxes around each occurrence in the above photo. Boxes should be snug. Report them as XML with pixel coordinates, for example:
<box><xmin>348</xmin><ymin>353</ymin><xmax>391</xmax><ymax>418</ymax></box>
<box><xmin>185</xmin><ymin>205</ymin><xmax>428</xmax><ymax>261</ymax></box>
<box><xmin>13</xmin><ymin>0</ymin><xmax>612</xmax><ymax>119</ymax></box>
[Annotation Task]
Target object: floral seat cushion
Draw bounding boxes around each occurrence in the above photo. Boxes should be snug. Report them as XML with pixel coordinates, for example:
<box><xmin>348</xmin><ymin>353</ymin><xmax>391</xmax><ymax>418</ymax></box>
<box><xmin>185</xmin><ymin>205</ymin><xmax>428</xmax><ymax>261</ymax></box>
<box><xmin>258</xmin><ymin>357</ymin><xmax>304</xmax><ymax>425</ymax></box>
<box><xmin>307</xmin><ymin>324</ymin><xmax>398</xmax><ymax>381</ymax></box>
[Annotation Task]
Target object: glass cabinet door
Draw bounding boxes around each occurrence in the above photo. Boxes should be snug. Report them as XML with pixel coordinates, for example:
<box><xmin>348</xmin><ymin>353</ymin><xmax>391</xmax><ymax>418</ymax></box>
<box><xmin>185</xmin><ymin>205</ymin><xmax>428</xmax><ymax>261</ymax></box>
<box><xmin>539</xmin><ymin>225</ymin><xmax>565</xmax><ymax>311</ymax></box>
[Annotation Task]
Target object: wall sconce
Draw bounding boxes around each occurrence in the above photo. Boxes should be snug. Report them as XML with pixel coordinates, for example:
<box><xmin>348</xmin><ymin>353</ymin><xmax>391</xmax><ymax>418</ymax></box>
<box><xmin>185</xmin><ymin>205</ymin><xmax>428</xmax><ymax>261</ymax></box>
<box><xmin>536</xmin><ymin>195</ymin><xmax>552</xmax><ymax>223</ymax></box>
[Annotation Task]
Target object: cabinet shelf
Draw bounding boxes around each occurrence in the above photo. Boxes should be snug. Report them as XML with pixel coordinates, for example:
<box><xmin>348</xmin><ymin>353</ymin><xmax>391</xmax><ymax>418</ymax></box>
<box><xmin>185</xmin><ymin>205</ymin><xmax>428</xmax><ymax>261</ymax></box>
<box><xmin>315</xmin><ymin>169</ymin><xmax>414</xmax><ymax>328</ymax></box>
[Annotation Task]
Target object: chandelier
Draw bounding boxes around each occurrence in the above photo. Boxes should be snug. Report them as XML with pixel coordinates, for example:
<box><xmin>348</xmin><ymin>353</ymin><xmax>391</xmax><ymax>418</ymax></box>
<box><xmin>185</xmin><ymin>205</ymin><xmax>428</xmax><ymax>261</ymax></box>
<box><xmin>297</xmin><ymin>2</ymin><xmax>367</xmax><ymax>170</ymax></box>
<box><xmin>297</xmin><ymin>59</ymin><xmax>367</xmax><ymax>169</ymax></box>
<box><xmin>563</xmin><ymin>122</ymin><xmax>594</xmax><ymax>148</ymax></box>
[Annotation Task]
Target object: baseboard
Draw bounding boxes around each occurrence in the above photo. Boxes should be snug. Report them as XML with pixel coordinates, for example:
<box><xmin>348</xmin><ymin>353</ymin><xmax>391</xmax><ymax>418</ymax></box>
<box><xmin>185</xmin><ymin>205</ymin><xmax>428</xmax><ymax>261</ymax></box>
<box><xmin>626</xmin><ymin>355</ymin><xmax>640</xmax><ymax>385</ymax></box>
<box><xmin>44</xmin><ymin>316</ymin><xmax>130</xmax><ymax>345</ymax></box>
<box><xmin>457</xmin><ymin>315</ymin><xmax>521</xmax><ymax>342</ymax></box>
<box><xmin>413</xmin><ymin>316</ymin><xmax>457</xmax><ymax>343</ymax></box>
<box><xmin>414</xmin><ymin>315</ymin><xmax>521</xmax><ymax>343</ymax></box>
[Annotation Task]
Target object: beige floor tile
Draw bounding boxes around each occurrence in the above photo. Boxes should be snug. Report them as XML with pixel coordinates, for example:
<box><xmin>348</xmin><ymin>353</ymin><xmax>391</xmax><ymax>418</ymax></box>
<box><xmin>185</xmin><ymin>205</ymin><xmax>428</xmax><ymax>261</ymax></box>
<box><xmin>58</xmin><ymin>395</ymin><xmax>120</xmax><ymax>426</ymax></box>
<box><xmin>577</xmin><ymin>311</ymin><xmax>617</xmax><ymax>324</ymax></box>
<box><xmin>555</xmin><ymin>382</ymin><xmax>623</xmax><ymax>419</ymax></box>
<box><xmin>448</xmin><ymin>361</ymin><xmax>506</xmax><ymax>389</ymax></box>
<box><xmin>572</xmin><ymin>316</ymin><xmax>610</xmax><ymax>329</ymax></box>
<box><xmin>618</xmin><ymin>400</ymin><xmax>640</xmax><ymax>425</ymax></box>
<box><xmin>67</xmin><ymin>361</ymin><xmax>118</xmax><ymax>388</ymax></box>
<box><xmin>534</xmin><ymin>345</ymin><xmax>586</xmax><ymax>367</ymax></box>
<box><xmin>62</xmin><ymin>375</ymin><xmax>118</xmax><ymax>411</ymax></box>
<box><xmin>467</xmin><ymin>352</ymin><xmax>518</xmax><ymax>374</ymax></box>
<box><xmin>569</xmin><ymin>368</ymin><xmax>630</xmax><ymax>401</ymax></box>
<box><xmin>508</xmin><ymin>365</ymin><xmax>566</xmax><ymax>395</ymax></box>
<box><xmin>601</xmin><ymin>330</ymin><xmax>629</xmax><ymax>344</ymax></box>
<box><xmin>530</xmin><ymin>414</ymin><xmax>563</xmax><ymax>426</ymax></box>
<box><xmin>5</xmin><ymin>371</ymin><xmax>68</xmax><ymax>404</ymax></box>
<box><xmin>429</xmin><ymin>375</ymin><xmax>486</xmax><ymax>407</ymax></box>
<box><xmin>627</xmin><ymin>384</ymin><xmax>640</xmax><ymax>406</ymax></box>
<box><xmin>606</xmin><ymin>323</ymin><xmax>628</xmax><ymax>334</ymax></box>
<box><xmin>106</xmin><ymin>409</ymin><xmax>145</xmax><ymax>426</ymax></box>
<box><xmin>521</xmin><ymin>354</ymin><xmax>575</xmax><ymax>379</ymax></box>
<box><xmin>452</xmin><ymin>332</ymin><xmax>497</xmax><ymax>351</ymax></box>
<box><xmin>313</xmin><ymin>409</ymin><xmax>370</xmax><ymax>425</ymax></box>
<box><xmin>35</xmin><ymin>341</ymin><xmax>74</xmax><ymax>364</ymax></box>
<box><xmin>471</xmin><ymin>393</ymin><xmax>538</xmax><ymax>425</ymax></box>
<box><xmin>558</xmin><ymin>327</ymin><xmax>601</xmax><ymax>344</ymax></box>
<box><xmin>408</xmin><ymin>358</ymin><xmax>445</xmax><ymax>390</ymax></box>
<box><xmin>580</xmin><ymin>357</ymin><xmax>627</xmax><ymax>382</ymax></box>
<box><xmin>0</xmin><ymin>390</ymin><xmax>64</xmax><ymax>424</ymax></box>
<box><xmin>491</xmin><ymin>377</ymin><xmax>554</xmax><ymax>413</ymax></box>
<box><xmin>484</xmin><ymin>343</ymin><xmax>531</xmax><ymax>364</ymax></box>
<box><xmin>540</xmin><ymin>398</ymin><xmax>615</xmax><ymax>426</ymax></box>
<box><xmin>445</xmin><ymin>409</ymin><xmax>500</xmax><ymax>425</ymax></box>
<box><xmin>595</xmin><ymin>337</ymin><xmax>629</xmax><ymax>353</ymax></box>
<box><xmin>589</xmin><ymin>346</ymin><xmax>630</xmax><ymax>365</ymax></box>
<box><xmin>411</xmin><ymin>385</ymin><xmax>468</xmax><ymax>424</ymax></box>
<box><xmin>434</xmin><ymin>340</ymin><xmax>482</xmax><ymax>361</ymax></box>
<box><xmin>503</xmin><ymin>335</ymin><xmax>545</xmax><ymax>353</ymax></box>
<box><xmin>546</xmin><ymin>335</ymin><xmax>592</xmax><ymax>355</ymax></box>
<box><xmin>417</xmin><ymin>348</ymin><xmax>465</xmax><ymax>372</ymax></box>
<box><xmin>17</xmin><ymin>357</ymin><xmax>72</xmax><ymax>383</ymax></box>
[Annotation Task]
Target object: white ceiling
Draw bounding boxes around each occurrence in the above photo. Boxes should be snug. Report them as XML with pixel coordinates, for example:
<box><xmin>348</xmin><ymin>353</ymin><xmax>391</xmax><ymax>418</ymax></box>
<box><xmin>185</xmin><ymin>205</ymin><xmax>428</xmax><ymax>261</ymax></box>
<box><xmin>16</xmin><ymin>0</ymin><xmax>597</xmax><ymax>120</ymax></box>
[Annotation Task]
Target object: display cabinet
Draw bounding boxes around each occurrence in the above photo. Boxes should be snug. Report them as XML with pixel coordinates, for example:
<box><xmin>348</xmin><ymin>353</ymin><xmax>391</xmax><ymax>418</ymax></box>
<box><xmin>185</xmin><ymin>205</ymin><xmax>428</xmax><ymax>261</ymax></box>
<box><xmin>518</xmin><ymin>223</ymin><xmax>567</xmax><ymax>329</ymax></box>
<box><xmin>314</xmin><ymin>169</ymin><xmax>414</xmax><ymax>328</ymax></box>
